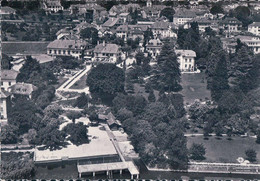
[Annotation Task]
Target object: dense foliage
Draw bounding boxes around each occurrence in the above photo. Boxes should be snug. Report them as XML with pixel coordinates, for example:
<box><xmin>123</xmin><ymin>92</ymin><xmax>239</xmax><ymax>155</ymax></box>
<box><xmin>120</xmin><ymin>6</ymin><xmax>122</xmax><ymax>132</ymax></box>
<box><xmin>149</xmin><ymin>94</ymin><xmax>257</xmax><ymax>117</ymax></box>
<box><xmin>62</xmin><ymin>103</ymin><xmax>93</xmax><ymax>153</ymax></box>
<box><xmin>87</xmin><ymin>63</ymin><xmax>125</xmax><ymax>95</ymax></box>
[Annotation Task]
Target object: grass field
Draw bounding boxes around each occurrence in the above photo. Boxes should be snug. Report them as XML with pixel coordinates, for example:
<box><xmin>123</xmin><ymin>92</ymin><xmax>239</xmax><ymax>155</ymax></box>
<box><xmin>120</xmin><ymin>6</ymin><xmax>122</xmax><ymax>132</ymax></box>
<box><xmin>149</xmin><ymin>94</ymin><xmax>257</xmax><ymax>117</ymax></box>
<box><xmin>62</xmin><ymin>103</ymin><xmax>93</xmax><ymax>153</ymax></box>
<box><xmin>187</xmin><ymin>136</ymin><xmax>260</xmax><ymax>163</ymax></box>
<box><xmin>70</xmin><ymin>74</ymin><xmax>88</xmax><ymax>89</ymax></box>
<box><xmin>2</xmin><ymin>41</ymin><xmax>49</xmax><ymax>55</ymax></box>
<box><xmin>181</xmin><ymin>72</ymin><xmax>211</xmax><ymax>104</ymax></box>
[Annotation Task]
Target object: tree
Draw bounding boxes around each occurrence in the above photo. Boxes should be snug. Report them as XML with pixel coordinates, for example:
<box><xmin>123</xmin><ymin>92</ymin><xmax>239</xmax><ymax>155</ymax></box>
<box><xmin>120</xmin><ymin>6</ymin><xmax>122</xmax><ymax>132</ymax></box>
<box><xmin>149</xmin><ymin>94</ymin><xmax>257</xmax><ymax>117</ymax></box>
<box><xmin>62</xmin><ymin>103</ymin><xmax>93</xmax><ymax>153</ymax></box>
<box><xmin>74</xmin><ymin>93</ymin><xmax>89</xmax><ymax>108</ymax></box>
<box><xmin>148</xmin><ymin>89</ymin><xmax>156</xmax><ymax>102</ymax></box>
<box><xmin>231</xmin><ymin>6</ymin><xmax>252</xmax><ymax>27</ymax></box>
<box><xmin>62</xmin><ymin>122</ymin><xmax>89</xmax><ymax>145</ymax></box>
<box><xmin>160</xmin><ymin>7</ymin><xmax>175</xmax><ymax>22</ymax></box>
<box><xmin>36</xmin><ymin>124</ymin><xmax>66</xmax><ymax>150</ymax></box>
<box><xmin>256</xmin><ymin>130</ymin><xmax>260</xmax><ymax>144</ymax></box>
<box><xmin>210</xmin><ymin>51</ymin><xmax>229</xmax><ymax>101</ymax></box>
<box><xmin>80</xmin><ymin>27</ymin><xmax>99</xmax><ymax>45</ymax></box>
<box><xmin>66</xmin><ymin>111</ymin><xmax>82</xmax><ymax>123</ymax></box>
<box><xmin>87</xmin><ymin>63</ymin><xmax>125</xmax><ymax>95</ymax></box>
<box><xmin>210</xmin><ymin>3</ymin><xmax>224</xmax><ymax>15</ymax></box>
<box><xmin>153</xmin><ymin>42</ymin><xmax>182</xmax><ymax>92</ymax></box>
<box><xmin>26</xmin><ymin>129</ymin><xmax>37</xmax><ymax>145</ymax></box>
<box><xmin>1</xmin><ymin>53</ymin><xmax>12</xmax><ymax>70</ymax></box>
<box><xmin>245</xmin><ymin>149</ymin><xmax>257</xmax><ymax>162</ymax></box>
<box><xmin>116</xmin><ymin>108</ymin><xmax>133</xmax><ymax>122</ymax></box>
<box><xmin>189</xmin><ymin>143</ymin><xmax>206</xmax><ymax>160</ymax></box>
<box><xmin>1</xmin><ymin>125</ymin><xmax>19</xmax><ymax>144</ymax></box>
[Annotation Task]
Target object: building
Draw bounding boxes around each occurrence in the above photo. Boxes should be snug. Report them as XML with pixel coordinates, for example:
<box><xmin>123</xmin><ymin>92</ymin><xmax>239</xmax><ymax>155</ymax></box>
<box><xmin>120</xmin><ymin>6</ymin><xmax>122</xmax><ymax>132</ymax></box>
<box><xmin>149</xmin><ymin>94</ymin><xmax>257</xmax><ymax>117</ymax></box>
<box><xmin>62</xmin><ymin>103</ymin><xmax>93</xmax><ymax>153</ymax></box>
<box><xmin>93</xmin><ymin>42</ymin><xmax>120</xmax><ymax>63</ymax></box>
<box><xmin>175</xmin><ymin>49</ymin><xmax>196</xmax><ymax>72</ymax></box>
<box><xmin>146</xmin><ymin>39</ymin><xmax>163</xmax><ymax>58</ymax></box>
<box><xmin>106</xmin><ymin>112</ymin><xmax>121</xmax><ymax>131</ymax></box>
<box><xmin>248</xmin><ymin>22</ymin><xmax>260</xmax><ymax>36</ymax></box>
<box><xmin>47</xmin><ymin>40</ymin><xmax>91</xmax><ymax>58</ymax></box>
<box><xmin>1</xmin><ymin>70</ymin><xmax>19</xmax><ymax>91</ymax></box>
<box><xmin>0</xmin><ymin>89</ymin><xmax>12</xmax><ymax>122</ymax></box>
<box><xmin>9</xmin><ymin>82</ymin><xmax>37</xmax><ymax>99</ymax></box>
<box><xmin>42</xmin><ymin>0</ymin><xmax>64</xmax><ymax>13</ymax></box>
<box><xmin>184</xmin><ymin>18</ymin><xmax>218</xmax><ymax>32</ymax></box>
<box><xmin>173</xmin><ymin>9</ymin><xmax>197</xmax><ymax>27</ymax></box>
<box><xmin>116</xmin><ymin>24</ymin><xmax>149</xmax><ymax>41</ymax></box>
<box><xmin>150</xmin><ymin>21</ymin><xmax>177</xmax><ymax>39</ymax></box>
<box><xmin>219</xmin><ymin>17</ymin><xmax>242</xmax><ymax>33</ymax></box>
<box><xmin>102</xmin><ymin>17</ymin><xmax>120</xmax><ymax>30</ymax></box>
<box><xmin>237</xmin><ymin>35</ymin><xmax>260</xmax><ymax>54</ymax></box>
<box><xmin>116</xmin><ymin>25</ymin><xmax>129</xmax><ymax>40</ymax></box>
<box><xmin>0</xmin><ymin>6</ymin><xmax>16</xmax><ymax>15</ymax></box>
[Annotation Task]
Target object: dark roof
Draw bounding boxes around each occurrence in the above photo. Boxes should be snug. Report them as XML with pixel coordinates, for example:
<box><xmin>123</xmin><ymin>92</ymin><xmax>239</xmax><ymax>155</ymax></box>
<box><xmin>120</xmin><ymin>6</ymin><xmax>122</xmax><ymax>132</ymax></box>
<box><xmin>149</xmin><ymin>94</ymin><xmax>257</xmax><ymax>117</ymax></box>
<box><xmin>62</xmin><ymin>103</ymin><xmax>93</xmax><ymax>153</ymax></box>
<box><xmin>1</xmin><ymin>89</ymin><xmax>12</xmax><ymax>98</ymax></box>
<box><xmin>174</xmin><ymin>9</ymin><xmax>197</xmax><ymax>18</ymax></box>
<box><xmin>47</xmin><ymin>40</ymin><xmax>87</xmax><ymax>49</ymax></box>
<box><xmin>1</xmin><ymin>70</ymin><xmax>19</xmax><ymax>81</ymax></box>
<box><xmin>103</xmin><ymin>18</ymin><xmax>119</xmax><ymax>28</ymax></box>
<box><xmin>220</xmin><ymin>17</ymin><xmax>242</xmax><ymax>25</ymax></box>
<box><xmin>94</xmin><ymin>43</ymin><xmax>119</xmax><ymax>54</ymax></box>
<box><xmin>106</xmin><ymin>112</ymin><xmax>121</xmax><ymax>127</ymax></box>
<box><xmin>151</xmin><ymin>21</ymin><xmax>175</xmax><ymax>30</ymax></box>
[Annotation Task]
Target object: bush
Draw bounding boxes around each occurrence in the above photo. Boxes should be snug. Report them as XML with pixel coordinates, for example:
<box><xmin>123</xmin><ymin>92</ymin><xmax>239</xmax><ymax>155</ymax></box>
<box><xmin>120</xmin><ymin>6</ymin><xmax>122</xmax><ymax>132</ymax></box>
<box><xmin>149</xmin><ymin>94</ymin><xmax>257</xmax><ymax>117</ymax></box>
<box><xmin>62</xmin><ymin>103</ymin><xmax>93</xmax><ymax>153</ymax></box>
<box><xmin>66</xmin><ymin>111</ymin><xmax>82</xmax><ymax>123</ymax></box>
<box><xmin>73</xmin><ymin>93</ymin><xmax>89</xmax><ymax>108</ymax></box>
<box><xmin>189</xmin><ymin>143</ymin><xmax>206</xmax><ymax>160</ymax></box>
<box><xmin>245</xmin><ymin>149</ymin><xmax>257</xmax><ymax>162</ymax></box>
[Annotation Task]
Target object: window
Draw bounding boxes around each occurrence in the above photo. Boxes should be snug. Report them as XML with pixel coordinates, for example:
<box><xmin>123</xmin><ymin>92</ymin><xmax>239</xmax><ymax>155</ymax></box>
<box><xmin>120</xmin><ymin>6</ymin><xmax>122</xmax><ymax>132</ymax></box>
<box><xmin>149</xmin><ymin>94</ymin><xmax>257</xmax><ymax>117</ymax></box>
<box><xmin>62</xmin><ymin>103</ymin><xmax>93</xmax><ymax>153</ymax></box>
<box><xmin>63</xmin><ymin>50</ymin><xmax>66</xmax><ymax>54</ymax></box>
<box><xmin>54</xmin><ymin>50</ymin><xmax>57</xmax><ymax>54</ymax></box>
<box><xmin>68</xmin><ymin>51</ymin><xmax>70</xmax><ymax>54</ymax></box>
<box><xmin>8</xmin><ymin>82</ymin><xmax>11</xmax><ymax>86</ymax></box>
<box><xmin>189</xmin><ymin>59</ymin><xmax>192</xmax><ymax>62</ymax></box>
<box><xmin>185</xmin><ymin>64</ymin><xmax>187</xmax><ymax>68</ymax></box>
<box><xmin>185</xmin><ymin>59</ymin><xmax>187</xmax><ymax>62</ymax></box>
<box><xmin>1</xmin><ymin>82</ymin><xmax>3</xmax><ymax>86</ymax></box>
<box><xmin>49</xmin><ymin>50</ymin><xmax>52</xmax><ymax>54</ymax></box>
<box><xmin>58</xmin><ymin>50</ymin><xmax>61</xmax><ymax>54</ymax></box>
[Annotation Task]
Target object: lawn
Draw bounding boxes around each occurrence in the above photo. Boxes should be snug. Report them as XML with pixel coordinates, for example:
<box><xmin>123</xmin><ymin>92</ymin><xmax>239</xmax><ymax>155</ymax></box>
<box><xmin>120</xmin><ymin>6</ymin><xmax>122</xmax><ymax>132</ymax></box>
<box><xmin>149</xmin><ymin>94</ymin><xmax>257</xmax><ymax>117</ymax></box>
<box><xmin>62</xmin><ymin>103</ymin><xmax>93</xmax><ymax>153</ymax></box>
<box><xmin>53</xmin><ymin>77</ymin><xmax>68</xmax><ymax>89</ymax></box>
<box><xmin>187</xmin><ymin>136</ymin><xmax>260</xmax><ymax>163</ymax></box>
<box><xmin>70</xmin><ymin>74</ymin><xmax>88</xmax><ymax>89</ymax></box>
<box><xmin>2</xmin><ymin>41</ymin><xmax>49</xmax><ymax>55</ymax></box>
<box><xmin>180</xmin><ymin>72</ymin><xmax>211</xmax><ymax>105</ymax></box>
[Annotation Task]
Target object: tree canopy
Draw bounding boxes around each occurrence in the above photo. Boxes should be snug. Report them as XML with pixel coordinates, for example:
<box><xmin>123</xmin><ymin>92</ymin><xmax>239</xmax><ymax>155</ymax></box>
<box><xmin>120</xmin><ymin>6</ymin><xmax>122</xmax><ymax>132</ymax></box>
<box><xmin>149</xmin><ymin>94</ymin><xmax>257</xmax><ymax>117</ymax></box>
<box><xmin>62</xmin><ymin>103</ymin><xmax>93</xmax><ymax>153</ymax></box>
<box><xmin>87</xmin><ymin>63</ymin><xmax>125</xmax><ymax>95</ymax></box>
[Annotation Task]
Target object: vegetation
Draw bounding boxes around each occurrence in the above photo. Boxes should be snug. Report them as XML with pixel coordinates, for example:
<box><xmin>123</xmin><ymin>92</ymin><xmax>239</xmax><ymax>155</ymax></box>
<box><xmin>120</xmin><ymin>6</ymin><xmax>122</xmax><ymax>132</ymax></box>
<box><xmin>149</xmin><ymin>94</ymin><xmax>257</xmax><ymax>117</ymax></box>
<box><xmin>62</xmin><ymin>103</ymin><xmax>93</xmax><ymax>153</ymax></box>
<box><xmin>87</xmin><ymin>63</ymin><xmax>125</xmax><ymax>96</ymax></box>
<box><xmin>245</xmin><ymin>149</ymin><xmax>257</xmax><ymax>162</ymax></box>
<box><xmin>160</xmin><ymin>7</ymin><xmax>175</xmax><ymax>22</ymax></box>
<box><xmin>189</xmin><ymin>143</ymin><xmax>206</xmax><ymax>160</ymax></box>
<box><xmin>62</xmin><ymin>122</ymin><xmax>89</xmax><ymax>145</ymax></box>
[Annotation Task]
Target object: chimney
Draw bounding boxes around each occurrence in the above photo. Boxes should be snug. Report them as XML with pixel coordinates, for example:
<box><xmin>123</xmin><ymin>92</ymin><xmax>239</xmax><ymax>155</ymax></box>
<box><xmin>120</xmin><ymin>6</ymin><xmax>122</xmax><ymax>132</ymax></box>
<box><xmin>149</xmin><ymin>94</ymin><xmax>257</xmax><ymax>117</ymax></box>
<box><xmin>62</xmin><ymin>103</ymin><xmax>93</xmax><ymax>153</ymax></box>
<box><xmin>103</xmin><ymin>41</ymin><xmax>105</xmax><ymax>46</ymax></box>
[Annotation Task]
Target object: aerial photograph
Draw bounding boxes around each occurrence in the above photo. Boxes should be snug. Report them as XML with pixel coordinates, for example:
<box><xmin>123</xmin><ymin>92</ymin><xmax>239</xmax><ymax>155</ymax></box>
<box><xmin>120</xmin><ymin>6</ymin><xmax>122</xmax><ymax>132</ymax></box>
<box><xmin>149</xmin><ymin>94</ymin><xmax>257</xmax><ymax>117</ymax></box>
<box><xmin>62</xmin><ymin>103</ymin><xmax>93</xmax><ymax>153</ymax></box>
<box><xmin>0</xmin><ymin>0</ymin><xmax>260</xmax><ymax>180</ymax></box>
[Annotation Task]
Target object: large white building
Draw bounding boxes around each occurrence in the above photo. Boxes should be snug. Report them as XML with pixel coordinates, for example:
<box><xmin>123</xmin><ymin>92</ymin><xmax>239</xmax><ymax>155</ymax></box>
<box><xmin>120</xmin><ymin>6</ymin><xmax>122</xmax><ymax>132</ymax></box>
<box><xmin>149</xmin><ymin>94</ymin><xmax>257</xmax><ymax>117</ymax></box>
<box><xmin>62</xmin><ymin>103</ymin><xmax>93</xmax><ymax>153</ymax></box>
<box><xmin>248</xmin><ymin>22</ymin><xmax>260</xmax><ymax>36</ymax></box>
<box><xmin>237</xmin><ymin>35</ymin><xmax>260</xmax><ymax>54</ymax></box>
<box><xmin>150</xmin><ymin>21</ymin><xmax>177</xmax><ymax>39</ymax></box>
<box><xmin>0</xmin><ymin>90</ymin><xmax>11</xmax><ymax>123</ymax></box>
<box><xmin>47</xmin><ymin>40</ymin><xmax>91</xmax><ymax>58</ymax></box>
<box><xmin>146</xmin><ymin>39</ymin><xmax>163</xmax><ymax>58</ymax></box>
<box><xmin>175</xmin><ymin>49</ymin><xmax>196</xmax><ymax>72</ymax></box>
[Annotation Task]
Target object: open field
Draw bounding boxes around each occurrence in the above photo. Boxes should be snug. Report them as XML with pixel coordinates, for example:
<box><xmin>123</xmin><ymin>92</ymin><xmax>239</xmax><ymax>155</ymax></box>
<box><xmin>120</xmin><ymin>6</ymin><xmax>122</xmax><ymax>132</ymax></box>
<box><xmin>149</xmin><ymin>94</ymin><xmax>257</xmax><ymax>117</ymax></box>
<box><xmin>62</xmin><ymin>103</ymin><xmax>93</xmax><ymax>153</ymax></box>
<box><xmin>70</xmin><ymin>74</ymin><xmax>88</xmax><ymax>89</ymax></box>
<box><xmin>187</xmin><ymin>136</ymin><xmax>260</xmax><ymax>163</ymax></box>
<box><xmin>2</xmin><ymin>41</ymin><xmax>49</xmax><ymax>55</ymax></box>
<box><xmin>181</xmin><ymin>72</ymin><xmax>211</xmax><ymax>104</ymax></box>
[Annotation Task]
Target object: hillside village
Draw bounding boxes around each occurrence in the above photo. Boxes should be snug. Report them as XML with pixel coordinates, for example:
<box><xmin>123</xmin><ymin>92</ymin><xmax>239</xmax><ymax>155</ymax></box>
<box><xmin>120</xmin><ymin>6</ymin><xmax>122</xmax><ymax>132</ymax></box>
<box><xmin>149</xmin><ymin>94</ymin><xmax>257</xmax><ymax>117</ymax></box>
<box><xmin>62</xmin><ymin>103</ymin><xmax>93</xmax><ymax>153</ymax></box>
<box><xmin>1</xmin><ymin>0</ymin><xmax>260</xmax><ymax>179</ymax></box>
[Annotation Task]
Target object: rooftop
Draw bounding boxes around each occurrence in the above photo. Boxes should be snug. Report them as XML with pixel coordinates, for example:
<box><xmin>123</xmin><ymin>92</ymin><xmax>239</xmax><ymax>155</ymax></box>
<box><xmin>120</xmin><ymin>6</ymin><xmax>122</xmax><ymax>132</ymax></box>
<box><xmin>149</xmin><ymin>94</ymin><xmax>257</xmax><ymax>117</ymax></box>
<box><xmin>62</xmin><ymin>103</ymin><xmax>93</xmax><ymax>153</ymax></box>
<box><xmin>1</xmin><ymin>89</ymin><xmax>12</xmax><ymax>99</ymax></box>
<box><xmin>10</xmin><ymin>82</ymin><xmax>37</xmax><ymax>96</ymax></box>
<box><xmin>248</xmin><ymin>22</ymin><xmax>260</xmax><ymax>27</ymax></box>
<box><xmin>151</xmin><ymin>21</ymin><xmax>175</xmax><ymax>30</ymax></box>
<box><xmin>175</xmin><ymin>49</ymin><xmax>196</xmax><ymax>57</ymax></box>
<box><xmin>34</xmin><ymin>126</ymin><xmax>117</xmax><ymax>163</ymax></box>
<box><xmin>103</xmin><ymin>18</ymin><xmax>119</xmax><ymax>28</ymax></box>
<box><xmin>1</xmin><ymin>69</ymin><xmax>19</xmax><ymax>81</ymax></box>
<box><xmin>47</xmin><ymin>40</ymin><xmax>87</xmax><ymax>49</ymax></box>
<box><xmin>94</xmin><ymin>43</ymin><xmax>119</xmax><ymax>54</ymax></box>
<box><xmin>174</xmin><ymin>9</ymin><xmax>197</xmax><ymax>18</ymax></box>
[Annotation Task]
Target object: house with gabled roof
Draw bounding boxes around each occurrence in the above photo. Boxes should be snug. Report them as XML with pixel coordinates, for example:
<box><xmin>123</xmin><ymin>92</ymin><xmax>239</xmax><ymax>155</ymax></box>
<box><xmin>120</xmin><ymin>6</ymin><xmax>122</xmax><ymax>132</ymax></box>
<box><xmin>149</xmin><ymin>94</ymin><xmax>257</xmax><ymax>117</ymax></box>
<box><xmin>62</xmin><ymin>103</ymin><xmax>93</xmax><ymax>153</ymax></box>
<box><xmin>219</xmin><ymin>17</ymin><xmax>242</xmax><ymax>33</ymax></box>
<box><xmin>42</xmin><ymin>0</ymin><xmax>64</xmax><ymax>13</ymax></box>
<box><xmin>0</xmin><ymin>6</ymin><xmax>16</xmax><ymax>15</ymax></box>
<box><xmin>173</xmin><ymin>9</ymin><xmax>197</xmax><ymax>27</ymax></box>
<box><xmin>93</xmin><ymin>42</ymin><xmax>120</xmax><ymax>63</ymax></box>
<box><xmin>47</xmin><ymin>40</ymin><xmax>91</xmax><ymax>58</ymax></box>
<box><xmin>1</xmin><ymin>70</ymin><xmax>19</xmax><ymax>91</ymax></box>
<box><xmin>146</xmin><ymin>39</ymin><xmax>163</xmax><ymax>58</ymax></box>
<box><xmin>150</xmin><ymin>21</ymin><xmax>177</xmax><ymax>39</ymax></box>
<box><xmin>9</xmin><ymin>82</ymin><xmax>38</xmax><ymax>99</ymax></box>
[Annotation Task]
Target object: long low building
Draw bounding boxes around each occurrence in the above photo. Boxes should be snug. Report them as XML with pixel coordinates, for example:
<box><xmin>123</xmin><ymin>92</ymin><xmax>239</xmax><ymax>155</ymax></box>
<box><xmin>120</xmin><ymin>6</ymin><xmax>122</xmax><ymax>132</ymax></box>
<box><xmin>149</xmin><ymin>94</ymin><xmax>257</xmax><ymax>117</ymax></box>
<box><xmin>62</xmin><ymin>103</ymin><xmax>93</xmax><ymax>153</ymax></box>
<box><xmin>34</xmin><ymin>126</ymin><xmax>118</xmax><ymax>163</ymax></box>
<box><xmin>47</xmin><ymin>40</ymin><xmax>92</xmax><ymax>59</ymax></box>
